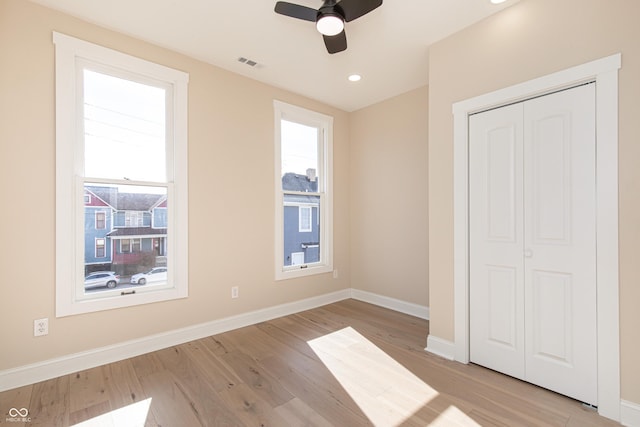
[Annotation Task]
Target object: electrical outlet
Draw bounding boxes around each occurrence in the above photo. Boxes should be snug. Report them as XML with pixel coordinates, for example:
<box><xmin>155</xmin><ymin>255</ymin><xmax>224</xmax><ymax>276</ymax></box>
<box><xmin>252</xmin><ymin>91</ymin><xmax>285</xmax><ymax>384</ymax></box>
<box><xmin>333</xmin><ymin>269</ymin><xmax>339</xmax><ymax>279</ymax></box>
<box><xmin>34</xmin><ymin>318</ymin><xmax>48</xmax><ymax>337</ymax></box>
<box><xmin>231</xmin><ymin>286</ymin><xmax>239</xmax><ymax>299</ymax></box>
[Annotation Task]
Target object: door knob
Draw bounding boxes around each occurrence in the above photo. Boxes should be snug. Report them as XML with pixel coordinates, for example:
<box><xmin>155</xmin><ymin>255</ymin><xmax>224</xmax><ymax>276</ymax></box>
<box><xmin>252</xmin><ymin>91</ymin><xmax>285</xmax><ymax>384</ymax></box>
<box><xmin>524</xmin><ymin>249</ymin><xmax>533</xmax><ymax>257</ymax></box>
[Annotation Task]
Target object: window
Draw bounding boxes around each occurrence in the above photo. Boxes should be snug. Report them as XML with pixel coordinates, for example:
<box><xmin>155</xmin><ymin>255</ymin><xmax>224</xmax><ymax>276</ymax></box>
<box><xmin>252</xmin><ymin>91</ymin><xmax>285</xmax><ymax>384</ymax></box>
<box><xmin>54</xmin><ymin>32</ymin><xmax>189</xmax><ymax>316</ymax></box>
<box><xmin>132</xmin><ymin>238</ymin><xmax>141</xmax><ymax>253</ymax></box>
<box><xmin>95</xmin><ymin>238</ymin><xmax>105</xmax><ymax>258</ymax></box>
<box><xmin>120</xmin><ymin>238</ymin><xmax>141</xmax><ymax>253</ymax></box>
<box><xmin>95</xmin><ymin>211</ymin><xmax>106</xmax><ymax>229</ymax></box>
<box><xmin>274</xmin><ymin>101</ymin><xmax>333</xmax><ymax>279</ymax></box>
<box><xmin>125</xmin><ymin>211</ymin><xmax>145</xmax><ymax>227</ymax></box>
<box><xmin>299</xmin><ymin>206</ymin><xmax>312</xmax><ymax>232</ymax></box>
<box><xmin>291</xmin><ymin>252</ymin><xmax>305</xmax><ymax>265</ymax></box>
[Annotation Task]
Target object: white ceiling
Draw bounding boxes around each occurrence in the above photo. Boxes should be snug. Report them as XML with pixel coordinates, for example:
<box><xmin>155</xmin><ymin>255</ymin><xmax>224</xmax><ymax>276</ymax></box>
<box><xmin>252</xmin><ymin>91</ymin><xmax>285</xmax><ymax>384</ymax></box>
<box><xmin>30</xmin><ymin>0</ymin><xmax>518</xmax><ymax>112</ymax></box>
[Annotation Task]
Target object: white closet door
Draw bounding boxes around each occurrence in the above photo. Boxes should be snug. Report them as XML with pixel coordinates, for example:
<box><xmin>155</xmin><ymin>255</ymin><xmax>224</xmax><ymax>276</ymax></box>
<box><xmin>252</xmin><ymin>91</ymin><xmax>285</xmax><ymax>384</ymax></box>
<box><xmin>523</xmin><ymin>84</ymin><xmax>597</xmax><ymax>405</ymax></box>
<box><xmin>469</xmin><ymin>102</ymin><xmax>525</xmax><ymax>380</ymax></box>
<box><xmin>469</xmin><ymin>84</ymin><xmax>597</xmax><ymax>405</ymax></box>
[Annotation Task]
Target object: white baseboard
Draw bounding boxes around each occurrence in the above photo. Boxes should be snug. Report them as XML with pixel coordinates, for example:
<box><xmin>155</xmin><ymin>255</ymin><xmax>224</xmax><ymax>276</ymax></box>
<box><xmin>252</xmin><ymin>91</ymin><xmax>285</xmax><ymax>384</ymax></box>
<box><xmin>0</xmin><ymin>289</ymin><xmax>430</xmax><ymax>393</ymax></box>
<box><xmin>0</xmin><ymin>289</ymin><xmax>351</xmax><ymax>393</ymax></box>
<box><xmin>622</xmin><ymin>400</ymin><xmax>640</xmax><ymax>427</ymax></box>
<box><xmin>350</xmin><ymin>289</ymin><xmax>430</xmax><ymax>319</ymax></box>
<box><xmin>425</xmin><ymin>334</ymin><xmax>456</xmax><ymax>360</ymax></box>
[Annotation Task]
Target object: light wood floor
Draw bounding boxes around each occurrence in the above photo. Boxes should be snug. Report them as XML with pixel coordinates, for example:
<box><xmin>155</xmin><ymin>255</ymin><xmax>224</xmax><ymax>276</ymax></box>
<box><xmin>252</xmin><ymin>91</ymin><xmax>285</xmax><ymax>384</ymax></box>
<box><xmin>0</xmin><ymin>299</ymin><xmax>621</xmax><ymax>426</ymax></box>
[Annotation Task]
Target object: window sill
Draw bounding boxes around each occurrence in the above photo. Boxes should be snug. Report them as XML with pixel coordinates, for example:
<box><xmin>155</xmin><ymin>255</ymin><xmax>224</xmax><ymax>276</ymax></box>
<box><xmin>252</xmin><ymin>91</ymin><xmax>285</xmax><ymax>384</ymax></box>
<box><xmin>276</xmin><ymin>263</ymin><xmax>333</xmax><ymax>281</ymax></box>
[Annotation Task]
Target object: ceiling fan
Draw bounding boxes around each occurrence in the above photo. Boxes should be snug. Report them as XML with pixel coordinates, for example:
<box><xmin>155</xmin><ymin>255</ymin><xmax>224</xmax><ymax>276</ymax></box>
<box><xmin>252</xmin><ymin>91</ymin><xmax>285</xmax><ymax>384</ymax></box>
<box><xmin>274</xmin><ymin>0</ymin><xmax>383</xmax><ymax>54</ymax></box>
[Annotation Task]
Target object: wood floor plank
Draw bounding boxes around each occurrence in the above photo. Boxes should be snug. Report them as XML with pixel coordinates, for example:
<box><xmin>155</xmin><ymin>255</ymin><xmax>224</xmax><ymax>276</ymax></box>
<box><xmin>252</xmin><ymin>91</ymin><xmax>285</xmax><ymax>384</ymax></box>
<box><xmin>27</xmin><ymin>376</ymin><xmax>70</xmax><ymax>426</ymax></box>
<box><xmin>149</xmin><ymin>343</ymin><xmax>246</xmax><ymax>426</ymax></box>
<box><xmin>68</xmin><ymin>368</ymin><xmax>111</xmax><ymax>425</ymax></box>
<box><xmin>179</xmin><ymin>340</ymin><xmax>243</xmax><ymax>394</ymax></box>
<box><xmin>101</xmin><ymin>359</ymin><xmax>156</xmax><ymax>420</ymax></box>
<box><xmin>68</xmin><ymin>400</ymin><xmax>112</xmax><ymax>426</ymax></box>
<box><xmin>219</xmin><ymin>349</ymin><xmax>293</xmax><ymax>407</ymax></box>
<box><xmin>317</xmin><ymin>301</ymin><xmax>428</xmax><ymax>351</ymax></box>
<box><xmin>211</xmin><ymin>325</ymin><xmax>283</xmax><ymax>365</ymax></box>
<box><xmin>274</xmin><ymin>397</ymin><xmax>334</xmax><ymax>427</ymax></box>
<box><xmin>136</xmin><ymin>369</ymin><xmax>202</xmax><ymax>427</ymax></box>
<box><xmin>214</xmin><ymin>324</ymin><xmax>372</xmax><ymax>425</ymax></box>
<box><xmin>255</xmin><ymin>317</ymin><xmax>327</xmax><ymax>362</ymax></box>
<box><xmin>0</xmin><ymin>299</ymin><xmax>622</xmax><ymax>426</ymax></box>
<box><xmin>214</xmin><ymin>382</ymin><xmax>289</xmax><ymax>426</ymax></box>
<box><xmin>148</xmin><ymin>341</ymin><xmax>248</xmax><ymax>425</ymax></box>
<box><xmin>259</xmin><ymin>353</ymin><xmax>372</xmax><ymax>426</ymax></box>
<box><xmin>0</xmin><ymin>384</ymin><xmax>32</xmax><ymax>426</ymax></box>
<box><xmin>128</xmin><ymin>351</ymin><xmax>165</xmax><ymax>380</ymax></box>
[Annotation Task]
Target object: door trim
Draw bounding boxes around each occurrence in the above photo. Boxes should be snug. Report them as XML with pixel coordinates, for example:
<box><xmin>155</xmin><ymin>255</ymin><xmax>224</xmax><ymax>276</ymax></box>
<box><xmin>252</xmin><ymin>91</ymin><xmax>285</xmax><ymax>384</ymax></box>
<box><xmin>452</xmin><ymin>54</ymin><xmax>621</xmax><ymax>421</ymax></box>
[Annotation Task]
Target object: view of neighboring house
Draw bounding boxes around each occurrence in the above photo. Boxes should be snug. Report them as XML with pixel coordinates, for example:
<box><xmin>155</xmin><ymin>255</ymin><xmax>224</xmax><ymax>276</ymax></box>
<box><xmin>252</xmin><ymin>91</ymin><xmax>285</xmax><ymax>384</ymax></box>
<box><xmin>283</xmin><ymin>170</ymin><xmax>320</xmax><ymax>266</ymax></box>
<box><xmin>84</xmin><ymin>173</ymin><xmax>318</xmax><ymax>273</ymax></box>
<box><xmin>84</xmin><ymin>185</ymin><xmax>167</xmax><ymax>275</ymax></box>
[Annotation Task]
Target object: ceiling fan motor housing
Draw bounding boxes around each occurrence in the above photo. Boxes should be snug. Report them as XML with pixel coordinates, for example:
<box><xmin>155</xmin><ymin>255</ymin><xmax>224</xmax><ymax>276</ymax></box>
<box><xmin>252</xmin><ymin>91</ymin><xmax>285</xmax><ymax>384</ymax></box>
<box><xmin>318</xmin><ymin>0</ymin><xmax>345</xmax><ymax>20</ymax></box>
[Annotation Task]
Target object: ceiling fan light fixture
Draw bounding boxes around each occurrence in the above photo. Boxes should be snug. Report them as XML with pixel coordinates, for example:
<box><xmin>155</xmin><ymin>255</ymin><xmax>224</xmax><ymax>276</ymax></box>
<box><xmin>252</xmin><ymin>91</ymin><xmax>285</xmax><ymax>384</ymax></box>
<box><xmin>274</xmin><ymin>0</ymin><xmax>382</xmax><ymax>53</ymax></box>
<box><xmin>316</xmin><ymin>14</ymin><xmax>344</xmax><ymax>36</ymax></box>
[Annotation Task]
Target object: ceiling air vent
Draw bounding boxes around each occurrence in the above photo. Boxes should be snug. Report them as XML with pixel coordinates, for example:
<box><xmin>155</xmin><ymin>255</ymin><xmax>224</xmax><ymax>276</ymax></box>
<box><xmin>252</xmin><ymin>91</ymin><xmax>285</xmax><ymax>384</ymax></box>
<box><xmin>238</xmin><ymin>57</ymin><xmax>259</xmax><ymax>67</ymax></box>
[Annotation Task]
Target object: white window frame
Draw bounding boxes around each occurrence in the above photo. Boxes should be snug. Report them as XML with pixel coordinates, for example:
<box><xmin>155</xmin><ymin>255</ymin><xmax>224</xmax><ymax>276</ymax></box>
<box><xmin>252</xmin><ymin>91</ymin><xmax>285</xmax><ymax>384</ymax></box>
<box><xmin>54</xmin><ymin>32</ymin><xmax>189</xmax><ymax>317</ymax></box>
<box><xmin>298</xmin><ymin>206</ymin><xmax>312</xmax><ymax>232</ymax></box>
<box><xmin>274</xmin><ymin>100</ymin><xmax>333</xmax><ymax>280</ymax></box>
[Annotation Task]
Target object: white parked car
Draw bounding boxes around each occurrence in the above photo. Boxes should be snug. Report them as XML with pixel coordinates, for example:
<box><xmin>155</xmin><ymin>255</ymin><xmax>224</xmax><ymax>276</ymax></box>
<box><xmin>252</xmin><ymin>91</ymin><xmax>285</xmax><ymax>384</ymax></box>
<box><xmin>130</xmin><ymin>267</ymin><xmax>167</xmax><ymax>285</ymax></box>
<box><xmin>84</xmin><ymin>271</ymin><xmax>120</xmax><ymax>289</ymax></box>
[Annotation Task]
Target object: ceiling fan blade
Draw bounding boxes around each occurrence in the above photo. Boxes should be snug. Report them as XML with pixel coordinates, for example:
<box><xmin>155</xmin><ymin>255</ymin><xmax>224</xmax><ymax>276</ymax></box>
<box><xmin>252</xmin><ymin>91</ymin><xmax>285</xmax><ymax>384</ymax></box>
<box><xmin>323</xmin><ymin>30</ymin><xmax>347</xmax><ymax>54</ymax></box>
<box><xmin>274</xmin><ymin>2</ymin><xmax>318</xmax><ymax>22</ymax></box>
<box><xmin>337</xmin><ymin>0</ymin><xmax>382</xmax><ymax>22</ymax></box>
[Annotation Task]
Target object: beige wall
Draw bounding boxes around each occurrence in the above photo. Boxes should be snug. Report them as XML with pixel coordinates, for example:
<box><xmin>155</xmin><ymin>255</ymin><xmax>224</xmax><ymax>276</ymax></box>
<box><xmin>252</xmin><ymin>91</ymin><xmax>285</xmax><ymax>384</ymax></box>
<box><xmin>350</xmin><ymin>88</ymin><xmax>429</xmax><ymax>306</ymax></box>
<box><xmin>428</xmin><ymin>0</ymin><xmax>640</xmax><ymax>404</ymax></box>
<box><xmin>0</xmin><ymin>0</ymin><xmax>351</xmax><ymax>370</ymax></box>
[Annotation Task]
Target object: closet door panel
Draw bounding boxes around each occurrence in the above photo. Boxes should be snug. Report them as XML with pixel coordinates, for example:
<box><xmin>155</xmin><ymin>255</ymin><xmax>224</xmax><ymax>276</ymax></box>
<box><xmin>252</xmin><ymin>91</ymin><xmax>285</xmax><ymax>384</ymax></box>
<box><xmin>523</xmin><ymin>84</ymin><xmax>597</xmax><ymax>405</ymax></box>
<box><xmin>469</xmin><ymin>103</ymin><xmax>525</xmax><ymax>380</ymax></box>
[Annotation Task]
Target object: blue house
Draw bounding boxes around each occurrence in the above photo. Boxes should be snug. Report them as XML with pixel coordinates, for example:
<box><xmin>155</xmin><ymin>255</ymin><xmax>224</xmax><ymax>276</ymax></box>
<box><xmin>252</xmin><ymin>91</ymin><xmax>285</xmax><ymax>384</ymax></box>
<box><xmin>282</xmin><ymin>172</ymin><xmax>320</xmax><ymax>266</ymax></box>
<box><xmin>84</xmin><ymin>188</ymin><xmax>115</xmax><ymax>269</ymax></box>
<box><xmin>84</xmin><ymin>186</ymin><xmax>167</xmax><ymax>275</ymax></box>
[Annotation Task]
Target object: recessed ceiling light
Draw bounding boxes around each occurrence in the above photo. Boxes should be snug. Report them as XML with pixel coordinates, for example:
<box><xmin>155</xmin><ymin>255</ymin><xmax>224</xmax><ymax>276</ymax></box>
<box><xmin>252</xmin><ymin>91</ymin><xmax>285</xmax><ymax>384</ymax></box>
<box><xmin>348</xmin><ymin>74</ymin><xmax>362</xmax><ymax>82</ymax></box>
<box><xmin>491</xmin><ymin>0</ymin><xmax>507</xmax><ymax>4</ymax></box>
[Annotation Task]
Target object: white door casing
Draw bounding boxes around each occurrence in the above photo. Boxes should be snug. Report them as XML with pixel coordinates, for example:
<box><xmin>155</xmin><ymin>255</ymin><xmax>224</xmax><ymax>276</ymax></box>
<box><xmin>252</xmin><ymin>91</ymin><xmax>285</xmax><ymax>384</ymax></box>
<box><xmin>469</xmin><ymin>85</ymin><xmax>597</xmax><ymax>405</ymax></box>
<box><xmin>448</xmin><ymin>54</ymin><xmax>621</xmax><ymax>421</ymax></box>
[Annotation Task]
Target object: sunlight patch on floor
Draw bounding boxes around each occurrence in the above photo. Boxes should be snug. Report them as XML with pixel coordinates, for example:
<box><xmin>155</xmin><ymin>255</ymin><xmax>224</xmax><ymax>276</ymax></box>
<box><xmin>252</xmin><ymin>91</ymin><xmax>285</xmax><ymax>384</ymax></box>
<box><xmin>308</xmin><ymin>327</ymin><xmax>441</xmax><ymax>426</ymax></box>
<box><xmin>430</xmin><ymin>405</ymin><xmax>482</xmax><ymax>426</ymax></box>
<box><xmin>71</xmin><ymin>397</ymin><xmax>152</xmax><ymax>427</ymax></box>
